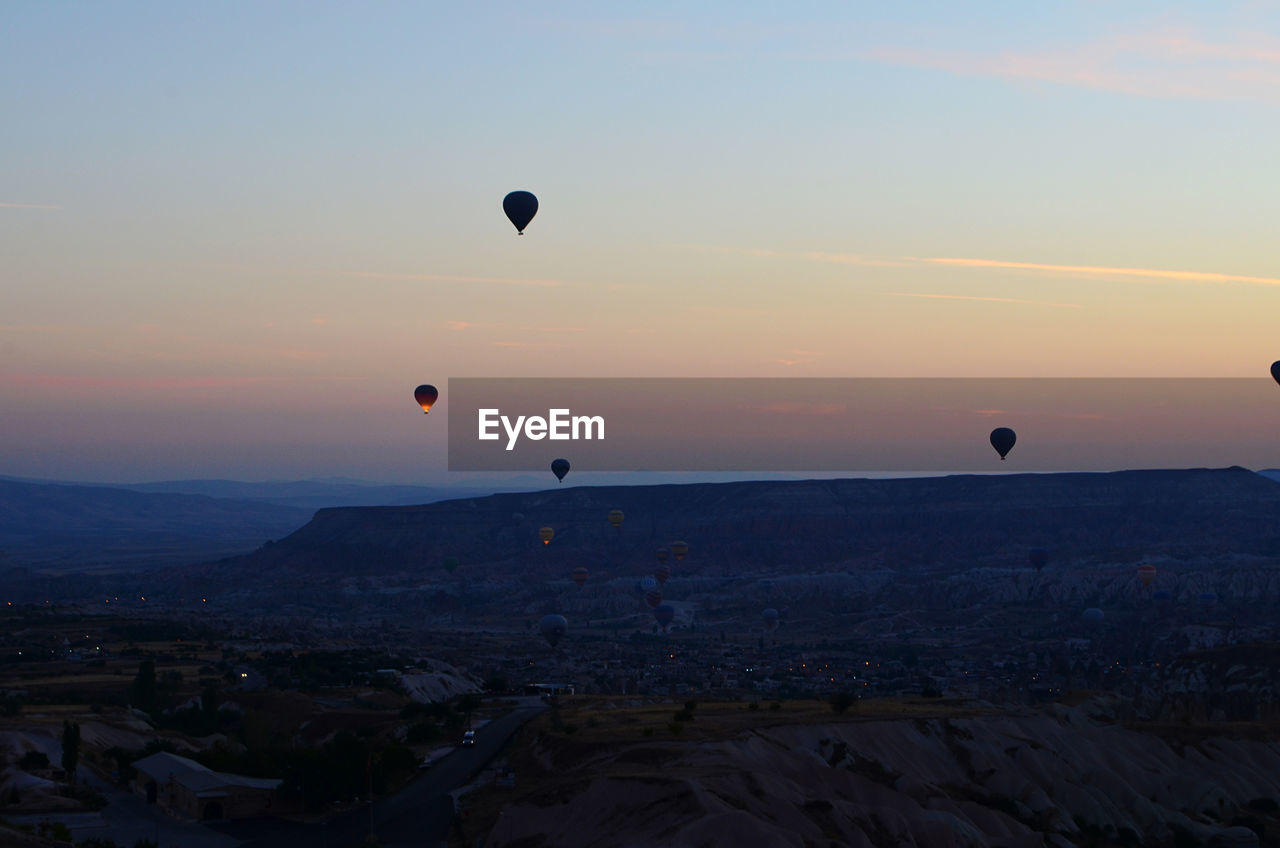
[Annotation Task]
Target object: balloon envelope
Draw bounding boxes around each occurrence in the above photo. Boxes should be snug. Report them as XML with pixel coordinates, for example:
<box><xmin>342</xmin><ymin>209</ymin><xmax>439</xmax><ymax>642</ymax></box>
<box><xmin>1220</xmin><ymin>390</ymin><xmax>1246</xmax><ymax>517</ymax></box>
<box><xmin>539</xmin><ymin>614</ymin><xmax>567</xmax><ymax>647</ymax></box>
<box><xmin>1137</xmin><ymin>564</ymin><xmax>1157</xmax><ymax>587</ymax></box>
<box><xmin>670</xmin><ymin>541</ymin><xmax>689</xmax><ymax>561</ymax></box>
<box><xmin>551</xmin><ymin>458</ymin><xmax>570</xmax><ymax>482</ymax></box>
<box><xmin>1272</xmin><ymin>361</ymin><xmax>1280</xmax><ymax>386</ymax></box>
<box><xmin>762</xmin><ymin>608</ymin><xmax>779</xmax><ymax>631</ymax></box>
<box><xmin>503</xmin><ymin>191</ymin><xmax>538</xmax><ymax>234</ymax></box>
<box><xmin>539</xmin><ymin>526</ymin><xmax>555</xmax><ymax>545</ymax></box>
<box><xmin>990</xmin><ymin>427</ymin><xmax>1016</xmax><ymax>460</ymax></box>
<box><xmin>645</xmin><ymin>590</ymin><xmax>663</xmax><ymax>609</ymax></box>
<box><xmin>1028</xmin><ymin>548</ymin><xmax>1049</xmax><ymax>570</ymax></box>
<box><xmin>414</xmin><ymin>384</ymin><xmax>439</xmax><ymax>414</ymax></box>
<box><xmin>656</xmin><ymin>548</ymin><xmax>670</xmax><ymax>563</ymax></box>
<box><xmin>608</xmin><ymin>509</ymin><xmax>624</xmax><ymax>528</ymax></box>
<box><xmin>1082</xmin><ymin>607</ymin><xmax>1104</xmax><ymax>622</ymax></box>
<box><xmin>654</xmin><ymin>604</ymin><xmax>675</xmax><ymax>628</ymax></box>
<box><xmin>640</xmin><ymin>577</ymin><xmax>658</xmax><ymax>593</ymax></box>
<box><xmin>443</xmin><ymin>556</ymin><xmax>459</xmax><ymax>573</ymax></box>
<box><xmin>654</xmin><ymin>564</ymin><xmax>670</xmax><ymax>585</ymax></box>
<box><xmin>572</xmin><ymin>567</ymin><xmax>589</xmax><ymax>588</ymax></box>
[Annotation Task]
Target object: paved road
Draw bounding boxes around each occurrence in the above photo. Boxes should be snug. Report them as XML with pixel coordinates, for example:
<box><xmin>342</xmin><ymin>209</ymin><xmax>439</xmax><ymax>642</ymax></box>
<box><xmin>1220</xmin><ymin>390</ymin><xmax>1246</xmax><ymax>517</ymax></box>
<box><xmin>217</xmin><ymin>697</ymin><xmax>548</xmax><ymax>848</ymax></box>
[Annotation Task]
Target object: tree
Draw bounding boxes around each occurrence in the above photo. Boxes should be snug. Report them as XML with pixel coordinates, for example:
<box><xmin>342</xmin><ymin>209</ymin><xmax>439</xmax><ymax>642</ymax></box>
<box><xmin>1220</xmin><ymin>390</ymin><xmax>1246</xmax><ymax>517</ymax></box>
<box><xmin>61</xmin><ymin>720</ymin><xmax>80</xmax><ymax>782</ymax></box>
<box><xmin>131</xmin><ymin>659</ymin><xmax>157</xmax><ymax>712</ymax></box>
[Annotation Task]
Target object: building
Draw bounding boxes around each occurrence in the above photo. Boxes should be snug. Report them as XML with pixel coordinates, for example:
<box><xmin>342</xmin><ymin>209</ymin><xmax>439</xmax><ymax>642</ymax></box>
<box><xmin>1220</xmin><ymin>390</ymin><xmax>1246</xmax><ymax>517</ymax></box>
<box><xmin>131</xmin><ymin>752</ymin><xmax>283</xmax><ymax>821</ymax></box>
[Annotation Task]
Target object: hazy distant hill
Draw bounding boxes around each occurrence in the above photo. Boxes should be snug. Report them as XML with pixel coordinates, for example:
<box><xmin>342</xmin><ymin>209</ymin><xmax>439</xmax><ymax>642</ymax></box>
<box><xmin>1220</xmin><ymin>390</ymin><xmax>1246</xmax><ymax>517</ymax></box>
<box><xmin>0</xmin><ymin>478</ymin><xmax>312</xmax><ymax>571</ymax></box>
<box><xmin>115</xmin><ymin>478</ymin><xmax>517</xmax><ymax>510</ymax></box>
<box><xmin>213</xmin><ymin>467</ymin><xmax>1280</xmax><ymax>580</ymax></box>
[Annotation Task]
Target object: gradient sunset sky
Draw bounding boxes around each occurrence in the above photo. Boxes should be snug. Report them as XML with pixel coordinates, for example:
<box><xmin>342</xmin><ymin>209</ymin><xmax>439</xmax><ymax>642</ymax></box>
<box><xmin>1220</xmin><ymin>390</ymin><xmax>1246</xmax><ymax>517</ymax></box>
<box><xmin>5</xmin><ymin>2</ymin><xmax>1280</xmax><ymax>482</ymax></box>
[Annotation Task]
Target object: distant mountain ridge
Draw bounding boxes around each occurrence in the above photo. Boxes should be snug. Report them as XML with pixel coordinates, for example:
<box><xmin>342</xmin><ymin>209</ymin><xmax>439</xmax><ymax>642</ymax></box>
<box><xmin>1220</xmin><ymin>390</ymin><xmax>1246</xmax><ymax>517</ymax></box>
<box><xmin>211</xmin><ymin>467</ymin><xmax>1280</xmax><ymax>582</ymax></box>
<box><xmin>0</xmin><ymin>478</ymin><xmax>312</xmax><ymax>571</ymax></box>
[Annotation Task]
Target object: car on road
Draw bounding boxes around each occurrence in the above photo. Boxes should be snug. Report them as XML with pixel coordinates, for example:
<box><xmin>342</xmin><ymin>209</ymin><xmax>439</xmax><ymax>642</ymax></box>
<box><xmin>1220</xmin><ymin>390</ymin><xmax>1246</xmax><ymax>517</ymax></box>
<box><xmin>461</xmin><ymin>730</ymin><xmax>476</xmax><ymax>746</ymax></box>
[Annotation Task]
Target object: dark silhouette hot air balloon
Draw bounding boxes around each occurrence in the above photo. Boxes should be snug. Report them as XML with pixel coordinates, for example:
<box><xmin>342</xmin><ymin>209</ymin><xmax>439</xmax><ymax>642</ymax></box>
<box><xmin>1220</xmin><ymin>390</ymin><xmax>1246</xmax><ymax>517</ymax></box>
<box><xmin>551</xmin><ymin>458</ymin><xmax>570</xmax><ymax>482</ymax></box>
<box><xmin>990</xmin><ymin>427</ymin><xmax>1016</xmax><ymax>460</ymax></box>
<box><xmin>414</xmin><ymin>384</ymin><xmax>439</xmax><ymax>414</ymax></box>
<box><xmin>654</xmin><ymin>604</ymin><xmax>674</xmax><ymax>630</ymax></box>
<box><xmin>1272</xmin><ymin>361</ymin><xmax>1280</xmax><ymax>386</ymax></box>
<box><xmin>670</xmin><ymin>541</ymin><xmax>688</xmax><ymax>561</ymax></box>
<box><xmin>1028</xmin><ymin>548</ymin><xmax>1049</xmax><ymax>571</ymax></box>
<box><xmin>572</xmin><ymin>567</ymin><xmax>589</xmax><ymax>588</ymax></box>
<box><xmin>1152</xmin><ymin>589</ymin><xmax>1172</xmax><ymax>603</ymax></box>
<box><xmin>1137</xmin><ymin>564</ymin><xmax>1157</xmax><ymax>587</ymax></box>
<box><xmin>645</xmin><ymin>590</ymin><xmax>663</xmax><ymax>609</ymax></box>
<box><xmin>654</xmin><ymin>564</ymin><xmax>670</xmax><ymax>586</ymax></box>
<box><xmin>539</xmin><ymin>613</ymin><xmax>567</xmax><ymax>647</ymax></box>
<box><xmin>1082</xmin><ymin>607</ymin><xmax>1104</xmax><ymax>624</ymax></box>
<box><xmin>762</xmin><ymin>608</ymin><xmax>779</xmax><ymax>632</ymax></box>
<box><xmin>539</xmin><ymin>526</ymin><xmax>555</xmax><ymax>545</ymax></box>
<box><xmin>656</xmin><ymin>548</ymin><xmax>670</xmax><ymax>563</ymax></box>
<box><xmin>443</xmin><ymin>556</ymin><xmax>459</xmax><ymax>574</ymax></box>
<box><xmin>608</xmin><ymin>509</ymin><xmax>624</xmax><ymax>528</ymax></box>
<box><xmin>503</xmin><ymin>191</ymin><xmax>538</xmax><ymax>234</ymax></box>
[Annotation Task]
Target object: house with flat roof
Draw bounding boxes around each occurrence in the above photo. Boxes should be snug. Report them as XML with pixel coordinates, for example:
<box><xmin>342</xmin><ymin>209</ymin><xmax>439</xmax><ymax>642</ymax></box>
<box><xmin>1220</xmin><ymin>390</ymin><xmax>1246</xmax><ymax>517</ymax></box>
<box><xmin>132</xmin><ymin>751</ymin><xmax>283</xmax><ymax>821</ymax></box>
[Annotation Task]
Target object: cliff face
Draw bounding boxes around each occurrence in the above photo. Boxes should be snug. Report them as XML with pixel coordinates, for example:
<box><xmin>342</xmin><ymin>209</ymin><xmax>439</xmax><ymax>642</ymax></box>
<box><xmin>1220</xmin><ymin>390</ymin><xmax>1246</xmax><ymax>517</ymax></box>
<box><xmin>488</xmin><ymin>701</ymin><xmax>1279</xmax><ymax>848</ymax></box>
<box><xmin>217</xmin><ymin>468</ymin><xmax>1280</xmax><ymax>581</ymax></box>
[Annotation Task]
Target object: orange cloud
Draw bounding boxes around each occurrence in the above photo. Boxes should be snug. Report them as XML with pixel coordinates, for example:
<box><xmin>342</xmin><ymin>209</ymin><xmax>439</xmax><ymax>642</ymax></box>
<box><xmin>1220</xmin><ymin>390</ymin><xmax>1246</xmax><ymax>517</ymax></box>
<box><xmin>881</xmin><ymin>291</ymin><xmax>1084</xmax><ymax>308</ymax></box>
<box><xmin>922</xmin><ymin>257</ymin><xmax>1280</xmax><ymax>287</ymax></box>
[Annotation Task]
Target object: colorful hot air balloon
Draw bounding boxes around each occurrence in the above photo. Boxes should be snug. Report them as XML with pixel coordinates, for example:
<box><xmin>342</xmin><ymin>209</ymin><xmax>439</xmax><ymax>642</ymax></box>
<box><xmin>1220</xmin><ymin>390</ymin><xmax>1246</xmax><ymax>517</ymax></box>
<box><xmin>654</xmin><ymin>564</ymin><xmax>671</xmax><ymax>586</ymax></box>
<box><xmin>645</xmin><ymin>590</ymin><xmax>663</xmax><ymax>609</ymax></box>
<box><xmin>1137</xmin><ymin>564</ymin><xmax>1157</xmax><ymax>587</ymax></box>
<box><xmin>572</xmin><ymin>567</ymin><xmax>589</xmax><ymax>588</ymax></box>
<box><xmin>608</xmin><ymin>509</ymin><xmax>624</xmax><ymax>528</ymax></box>
<box><xmin>551</xmin><ymin>458</ymin><xmax>570</xmax><ymax>482</ymax></box>
<box><xmin>762</xmin><ymin>608</ymin><xmax>779</xmax><ymax>632</ymax></box>
<box><xmin>539</xmin><ymin>613</ymin><xmax>567</xmax><ymax>647</ymax></box>
<box><xmin>654</xmin><ymin>604</ymin><xmax>675</xmax><ymax>630</ymax></box>
<box><xmin>503</xmin><ymin>191</ymin><xmax>538</xmax><ymax>234</ymax></box>
<box><xmin>656</xmin><ymin>548</ymin><xmax>670</xmax><ymax>563</ymax></box>
<box><xmin>1028</xmin><ymin>548</ymin><xmax>1049</xmax><ymax>571</ymax></box>
<box><xmin>670</xmin><ymin>541</ymin><xmax>688</xmax><ymax>562</ymax></box>
<box><xmin>539</xmin><ymin>527</ymin><xmax>555</xmax><ymax>545</ymax></box>
<box><xmin>414</xmin><ymin>384</ymin><xmax>439</xmax><ymax>414</ymax></box>
<box><xmin>990</xmin><ymin>427</ymin><xmax>1016</xmax><ymax>460</ymax></box>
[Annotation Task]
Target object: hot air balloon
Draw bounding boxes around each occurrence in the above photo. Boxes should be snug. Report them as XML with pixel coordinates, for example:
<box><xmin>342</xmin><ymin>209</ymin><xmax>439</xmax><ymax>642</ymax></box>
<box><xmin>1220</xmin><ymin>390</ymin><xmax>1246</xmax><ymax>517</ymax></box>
<box><xmin>656</xmin><ymin>548</ymin><xmax>670</xmax><ymax>563</ymax></box>
<box><xmin>443</xmin><ymin>556</ymin><xmax>459</xmax><ymax>574</ymax></box>
<box><xmin>414</xmin><ymin>384</ymin><xmax>439</xmax><ymax>414</ymax></box>
<box><xmin>640</xmin><ymin>576</ymin><xmax>658</xmax><ymax>594</ymax></box>
<box><xmin>990</xmin><ymin>427</ymin><xmax>1016</xmax><ymax>460</ymax></box>
<box><xmin>762</xmin><ymin>608</ymin><xmax>779</xmax><ymax>632</ymax></box>
<box><xmin>1272</xmin><ymin>361</ymin><xmax>1280</xmax><ymax>387</ymax></box>
<box><xmin>654</xmin><ymin>604</ymin><xmax>675</xmax><ymax>630</ymax></box>
<box><xmin>539</xmin><ymin>527</ymin><xmax>555</xmax><ymax>545</ymax></box>
<box><xmin>670</xmin><ymin>541</ymin><xmax>689</xmax><ymax>562</ymax></box>
<box><xmin>645</xmin><ymin>590</ymin><xmax>663</xmax><ymax>609</ymax></box>
<box><xmin>539</xmin><ymin>613</ymin><xmax>567</xmax><ymax>647</ymax></box>
<box><xmin>608</xmin><ymin>509</ymin><xmax>624</xmax><ymax>528</ymax></box>
<box><xmin>1137</xmin><ymin>564</ymin><xmax>1157</xmax><ymax>587</ymax></box>
<box><xmin>503</xmin><ymin>191</ymin><xmax>538</xmax><ymax>234</ymax></box>
<box><xmin>654</xmin><ymin>564</ymin><xmax>671</xmax><ymax>586</ymax></box>
<box><xmin>512</xmin><ymin>512</ymin><xmax>526</xmax><ymax>526</ymax></box>
<box><xmin>551</xmin><ymin>458</ymin><xmax>570</xmax><ymax>482</ymax></box>
<box><xmin>1082</xmin><ymin>607</ymin><xmax>1104</xmax><ymax>624</ymax></box>
<box><xmin>1028</xmin><ymin>548</ymin><xmax>1049</xmax><ymax>571</ymax></box>
<box><xmin>572</xmin><ymin>567</ymin><xmax>589</xmax><ymax>588</ymax></box>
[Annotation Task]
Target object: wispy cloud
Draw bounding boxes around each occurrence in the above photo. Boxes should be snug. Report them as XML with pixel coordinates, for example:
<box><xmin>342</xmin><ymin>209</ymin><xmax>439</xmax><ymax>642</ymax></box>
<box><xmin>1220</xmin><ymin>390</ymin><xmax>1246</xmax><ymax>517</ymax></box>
<box><xmin>0</xmin><ymin>374</ymin><xmax>280</xmax><ymax>390</ymax></box>
<box><xmin>923</xmin><ymin>257</ymin><xmax>1280</xmax><ymax>287</ymax></box>
<box><xmin>881</xmin><ymin>291</ymin><xmax>1085</xmax><ymax>308</ymax></box>
<box><xmin>0</xmin><ymin>202</ymin><xmax>61</xmax><ymax>210</ymax></box>
<box><xmin>867</xmin><ymin>30</ymin><xmax>1280</xmax><ymax>104</ymax></box>
<box><xmin>345</xmin><ymin>272</ymin><xmax>570</xmax><ymax>287</ymax></box>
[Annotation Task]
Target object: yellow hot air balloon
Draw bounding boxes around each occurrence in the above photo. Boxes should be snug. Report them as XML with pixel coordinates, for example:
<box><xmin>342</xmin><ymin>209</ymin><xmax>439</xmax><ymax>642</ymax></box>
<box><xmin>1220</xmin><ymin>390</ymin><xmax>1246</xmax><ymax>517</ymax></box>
<box><xmin>539</xmin><ymin>526</ymin><xmax>555</xmax><ymax>545</ymax></box>
<box><xmin>670</xmin><ymin>541</ymin><xmax>688</xmax><ymax>561</ymax></box>
<box><xmin>608</xmin><ymin>509</ymin><xmax>624</xmax><ymax>528</ymax></box>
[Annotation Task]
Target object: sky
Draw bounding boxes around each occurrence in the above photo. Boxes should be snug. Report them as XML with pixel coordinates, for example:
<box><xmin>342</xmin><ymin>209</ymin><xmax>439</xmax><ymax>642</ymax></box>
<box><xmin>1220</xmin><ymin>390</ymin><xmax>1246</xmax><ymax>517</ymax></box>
<box><xmin>5</xmin><ymin>2</ymin><xmax>1280</xmax><ymax>482</ymax></box>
